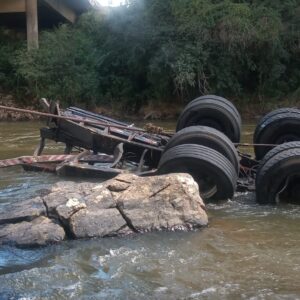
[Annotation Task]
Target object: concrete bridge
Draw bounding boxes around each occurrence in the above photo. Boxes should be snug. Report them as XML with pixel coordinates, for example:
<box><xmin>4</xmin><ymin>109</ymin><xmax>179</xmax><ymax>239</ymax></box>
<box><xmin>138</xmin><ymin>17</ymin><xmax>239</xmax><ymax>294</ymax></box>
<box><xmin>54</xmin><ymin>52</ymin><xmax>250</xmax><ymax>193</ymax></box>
<box><xmin>0</xmin><ymin>0</ymin><xmax>92</xmax><ymax>49</ymax></box>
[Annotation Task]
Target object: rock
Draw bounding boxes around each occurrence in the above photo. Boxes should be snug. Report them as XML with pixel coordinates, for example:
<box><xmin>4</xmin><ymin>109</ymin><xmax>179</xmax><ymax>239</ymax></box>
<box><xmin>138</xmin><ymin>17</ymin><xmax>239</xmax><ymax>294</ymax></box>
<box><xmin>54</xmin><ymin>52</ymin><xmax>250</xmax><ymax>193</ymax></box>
<box><xmin>0</xmin><ymin>216</ymin><xmax>65</xmax><ymax>247</ymax></box>
<box><xmin>116</xmin><ymin>174</ymin><xmax>208</xmax><ymax>232</ymax></box>
<box><xmin>69</xmin><ymin>208</ymin><xmax>132</xmax><ymax>238</ymax></box>
<box><xmin>0</xmin><ymin>173</ymin><xmax>208</xmax><ymax>247</ymax></box>
<box><xmin>0</xmin><ymin>197</ymin><xmax>46</xmax><ymax>225</ymax></box>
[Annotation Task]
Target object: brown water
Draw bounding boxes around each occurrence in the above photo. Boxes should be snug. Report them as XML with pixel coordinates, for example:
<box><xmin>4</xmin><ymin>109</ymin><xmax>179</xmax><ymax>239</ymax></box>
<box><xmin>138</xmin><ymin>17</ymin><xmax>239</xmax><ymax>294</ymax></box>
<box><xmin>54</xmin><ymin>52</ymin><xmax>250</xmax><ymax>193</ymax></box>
<box><xmin>0</xmin><ymin>121</ymin><xmax>300</xmax><ymax>300</ymax></box>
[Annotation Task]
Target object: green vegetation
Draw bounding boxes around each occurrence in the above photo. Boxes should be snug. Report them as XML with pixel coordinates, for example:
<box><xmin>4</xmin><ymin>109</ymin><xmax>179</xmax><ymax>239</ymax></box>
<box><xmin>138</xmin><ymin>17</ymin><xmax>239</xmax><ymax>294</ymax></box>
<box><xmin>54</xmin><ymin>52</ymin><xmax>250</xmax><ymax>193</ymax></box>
<box><xmin>0</xmin><ymin>0</ymin><xmax>299</xmax><ymax>111</ymax></box>
<box><xmin>0</xmin><ymin>29</ymin><xmax>23</xmax><ymax>93</ymax></box>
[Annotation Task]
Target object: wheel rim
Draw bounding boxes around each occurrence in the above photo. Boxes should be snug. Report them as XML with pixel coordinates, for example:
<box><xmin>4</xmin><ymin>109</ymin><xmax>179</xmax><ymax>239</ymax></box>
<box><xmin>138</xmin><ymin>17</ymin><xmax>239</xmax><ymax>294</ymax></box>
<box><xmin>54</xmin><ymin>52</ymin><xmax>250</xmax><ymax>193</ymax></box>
<box><xmin>277</xmin><ymin>174</ymin><xmax>300</xmax><ymax>204</ymax></box>
<box><xmin>275</xmin><ymin>134</ymin><xmax>300</xmax><ymax>144</ymax></box>
<box><xmin>189</xmin><ymin>117</ymin><xmax>223</xmax><ymax>132</ymax></box>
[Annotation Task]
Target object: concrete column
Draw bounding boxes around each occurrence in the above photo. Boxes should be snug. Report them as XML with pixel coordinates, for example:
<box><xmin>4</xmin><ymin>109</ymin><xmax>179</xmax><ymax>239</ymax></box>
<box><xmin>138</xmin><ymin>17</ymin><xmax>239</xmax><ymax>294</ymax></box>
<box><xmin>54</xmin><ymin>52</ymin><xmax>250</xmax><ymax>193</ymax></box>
<box><xmin>26</xmin><ymin>0</ymin><xmax>39</xmax><ymax>50</ymax></box>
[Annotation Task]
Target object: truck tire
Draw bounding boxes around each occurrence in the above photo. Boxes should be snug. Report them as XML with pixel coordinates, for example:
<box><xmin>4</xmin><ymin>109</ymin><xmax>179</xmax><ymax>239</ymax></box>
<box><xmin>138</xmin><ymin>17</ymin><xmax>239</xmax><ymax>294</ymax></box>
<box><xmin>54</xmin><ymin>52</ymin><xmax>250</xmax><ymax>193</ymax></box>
<box><xmin>157</xmin><ymin>144</ymin><xmax>237</xmax><ymax>201</ymax></box>
<box><xmin>256</xmin><ymin>141</ymin><xmax>300</xmax><ymax>186</ymax></box>
<box><xmin>254</xmin><ymin>111</ymin><xmax>300</xmax><ymax>160</ymax></box>
<box><xmin>254</xmin><ymin>108</ymin><xmax>300</xmax><ymax>143</ymax></box>
<box><xmin>164</xmin><ymin>126</ymin><xmax>239</xmax><ymax>173</ymax></box>
<box><xmin>176</xmin><ymin>95</ymin><xmax>241</xmax><ymax>143</ymax></box>
<box><xmin>256</xmin><ymin>147</ymin><xmax>300</xmax><ymax>204</ymax></box>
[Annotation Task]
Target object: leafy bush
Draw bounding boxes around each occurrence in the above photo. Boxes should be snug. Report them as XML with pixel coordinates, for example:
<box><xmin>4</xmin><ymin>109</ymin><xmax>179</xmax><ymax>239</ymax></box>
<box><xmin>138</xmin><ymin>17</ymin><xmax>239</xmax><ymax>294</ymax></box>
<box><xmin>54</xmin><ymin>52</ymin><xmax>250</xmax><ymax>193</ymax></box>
<box><xmin>0</xmin><ymin>28</ymin><xmax>25</xmax><ymax>92</ymax></box>
<box><xmin>7</xmin><ymin>0</ymin><xmax>300</xmax><ymax>108</ymax></box>
<box><xmin>15</xmin><ymin>24</ymin><xmax>99</xmax><ymax>106</ymax></box>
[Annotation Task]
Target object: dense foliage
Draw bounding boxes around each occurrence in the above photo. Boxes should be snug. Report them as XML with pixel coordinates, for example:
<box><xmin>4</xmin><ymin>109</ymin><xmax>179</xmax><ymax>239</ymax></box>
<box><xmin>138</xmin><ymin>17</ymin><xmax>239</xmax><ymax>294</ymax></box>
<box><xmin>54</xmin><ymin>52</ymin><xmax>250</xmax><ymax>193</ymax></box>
<box><xmin>1</xmin><ymin>0</ymin><xmax>299</xmax><ymax>109</ymax></box>
<box><xmin>0</xmin><ymin>29</ymin><xmax>23</xmax><ymax>93</ymax></box>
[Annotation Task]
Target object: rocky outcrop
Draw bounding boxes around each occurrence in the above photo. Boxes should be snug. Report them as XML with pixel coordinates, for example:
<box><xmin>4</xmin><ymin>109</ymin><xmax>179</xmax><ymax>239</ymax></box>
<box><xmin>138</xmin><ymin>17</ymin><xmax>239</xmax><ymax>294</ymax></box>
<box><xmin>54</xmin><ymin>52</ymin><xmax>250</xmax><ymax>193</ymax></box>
<box><xmin>0</xmin><ymin>173</ymin><xmax>208</xmax><ymax>247</ymax></box>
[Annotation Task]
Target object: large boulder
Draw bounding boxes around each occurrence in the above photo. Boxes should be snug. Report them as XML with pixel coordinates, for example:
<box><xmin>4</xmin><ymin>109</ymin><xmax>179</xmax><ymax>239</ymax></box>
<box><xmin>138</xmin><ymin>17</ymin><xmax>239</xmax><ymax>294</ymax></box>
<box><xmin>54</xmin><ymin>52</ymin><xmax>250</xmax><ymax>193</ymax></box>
<box><xmin>0</xmin><ymin>173</ymin><xmax>208</xmax><ymax>247</ymax></box>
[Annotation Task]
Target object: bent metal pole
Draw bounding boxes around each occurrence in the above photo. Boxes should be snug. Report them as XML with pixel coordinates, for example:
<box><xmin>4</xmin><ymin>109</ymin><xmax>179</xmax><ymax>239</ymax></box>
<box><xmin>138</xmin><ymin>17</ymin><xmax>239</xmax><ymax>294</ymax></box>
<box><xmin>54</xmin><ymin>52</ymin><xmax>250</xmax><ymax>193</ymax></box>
<box><xmin>0</xmin><ymin>105</ymin><xmax>280</xmax><ymax>147</ymax></box>
<box><xmin>0</xmin><ymin>105</ymin><xmax>147</xmax><ymax>133</ymax></box>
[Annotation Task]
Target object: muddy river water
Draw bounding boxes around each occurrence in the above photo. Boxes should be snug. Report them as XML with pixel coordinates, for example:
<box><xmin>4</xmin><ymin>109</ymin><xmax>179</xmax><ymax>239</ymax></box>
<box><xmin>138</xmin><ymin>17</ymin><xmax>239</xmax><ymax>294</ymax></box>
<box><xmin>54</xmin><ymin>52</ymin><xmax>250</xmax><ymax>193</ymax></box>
<box><xmin>0</xmin><ymin>121</ymin><xmax>300</xmax><ymax>299</ymax></box>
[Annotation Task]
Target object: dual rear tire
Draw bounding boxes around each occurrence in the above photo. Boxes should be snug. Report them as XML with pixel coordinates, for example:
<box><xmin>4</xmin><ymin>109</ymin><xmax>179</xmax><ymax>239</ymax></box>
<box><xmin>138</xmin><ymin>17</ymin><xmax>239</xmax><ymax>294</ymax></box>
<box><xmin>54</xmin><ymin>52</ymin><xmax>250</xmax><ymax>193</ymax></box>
<box><xmin>176</xmin><ymin>95</ymin><xmax>241</xmax><ymax>143</ymax></box>
<box><xmin>170</xmin><ymin>101</ymin><xmax>300</xmax><ymax>204</ymax></box>
<box><xmin>254</xmin><ymin>109</ymin><xmax>300</xmax><ymax>204</ymax></box>
<box><xmin>158</xmin><ymin>95</ymin><xmax>240</xmax><ymax>201</ymax></box>
<box><xmin>256</xmin><ymin>142</ymin><xmax>300</xmax><ymax>205</ymax></box>
<box><xmin>158</xmin><ymin>144</ymin><xmax>237</xmax><ymax>201</ymax></box>
<box><xmin>164</xmin><ymin>126</ymin><xmax>239</xmax><ymax>174</ymax></box>
<box><xmin>254</xmin><ymin>108</ymin><xmax>300</xmax><ymax>160</ymax></box>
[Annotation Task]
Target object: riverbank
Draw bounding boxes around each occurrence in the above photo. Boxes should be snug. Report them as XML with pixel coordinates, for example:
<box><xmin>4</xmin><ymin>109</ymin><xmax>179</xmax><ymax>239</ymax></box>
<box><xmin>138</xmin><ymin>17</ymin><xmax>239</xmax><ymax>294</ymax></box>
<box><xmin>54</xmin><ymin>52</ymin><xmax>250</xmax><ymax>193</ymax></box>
<box><xmin>1</xmin><ymin>93</ymin><xmax>299</xmax><ymax>122</ymax></box>
<box><xmin>0</xmin><ymin>94</ymin><xmax>40</xmax><ymax>121</ymax></box>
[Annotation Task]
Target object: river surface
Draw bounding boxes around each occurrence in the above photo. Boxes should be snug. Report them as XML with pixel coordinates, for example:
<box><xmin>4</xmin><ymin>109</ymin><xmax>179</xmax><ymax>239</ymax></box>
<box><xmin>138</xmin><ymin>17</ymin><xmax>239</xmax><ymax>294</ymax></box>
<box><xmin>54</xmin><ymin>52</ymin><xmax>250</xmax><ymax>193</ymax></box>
<box><xmin>0</xmin><ymin>121</ymin><xmax>300</xmax><ymax>300</ymax></box>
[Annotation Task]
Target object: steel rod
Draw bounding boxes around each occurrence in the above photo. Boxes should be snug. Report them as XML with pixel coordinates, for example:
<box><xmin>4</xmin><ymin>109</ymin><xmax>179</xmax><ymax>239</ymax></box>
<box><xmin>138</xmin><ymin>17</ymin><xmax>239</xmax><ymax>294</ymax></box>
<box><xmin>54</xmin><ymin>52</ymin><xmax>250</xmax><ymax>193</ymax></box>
<box><xmin>234</xmin><ymin>143</ymin><xmax>279</xmax><ymax>147</ymax></box>
<box><xmin>0</xmin><ymin>105</ymin><xmax>288</xmax><ymax>147</ymax></box>
<box><xmin>0</xmin><ymin>105</ymin><xmax>147</xmax><ymax>133</ymax></box>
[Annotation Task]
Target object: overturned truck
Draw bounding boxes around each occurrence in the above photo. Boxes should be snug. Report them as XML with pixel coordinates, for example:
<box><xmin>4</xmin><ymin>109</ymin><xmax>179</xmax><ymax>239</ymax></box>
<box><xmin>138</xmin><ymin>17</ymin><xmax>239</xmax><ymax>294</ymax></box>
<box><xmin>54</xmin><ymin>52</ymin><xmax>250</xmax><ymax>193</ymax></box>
<box><xmin>35</xmin><ymin>95</ymin><xmax>242</xmax><ymax>202</ymax></box>
<box><xmin>1</xmin><ymin>95</ymin><xmax>300</xmax><ymax>205</ymax></box>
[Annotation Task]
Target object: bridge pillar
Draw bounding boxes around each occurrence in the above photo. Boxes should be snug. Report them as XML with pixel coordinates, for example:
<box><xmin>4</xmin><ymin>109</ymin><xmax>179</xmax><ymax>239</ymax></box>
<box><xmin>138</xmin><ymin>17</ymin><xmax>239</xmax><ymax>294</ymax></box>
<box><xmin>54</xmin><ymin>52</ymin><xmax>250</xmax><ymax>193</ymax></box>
<box><xmin>26</xmin><ymin>0</ymin><xmax>39</xmax><ymax>49</ymax></box>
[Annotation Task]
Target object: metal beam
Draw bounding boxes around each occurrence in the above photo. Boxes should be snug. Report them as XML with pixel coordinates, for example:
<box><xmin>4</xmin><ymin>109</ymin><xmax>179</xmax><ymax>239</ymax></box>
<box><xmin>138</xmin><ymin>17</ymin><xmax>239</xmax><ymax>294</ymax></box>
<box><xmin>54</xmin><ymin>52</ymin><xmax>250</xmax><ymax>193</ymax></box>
<box><xmin>26</xmin><ymin>0</ymin><xmax>39</xmax><ymax>50</ymax></box>
<box><xmin>0</xmin><ymin>0</ymin><xmax>26</xmax><ymax>13</ymax></box>
<box><xmin>43</xmin><ymin>0</ymin><xmax>77</xmax><ymax>23</ymax></box>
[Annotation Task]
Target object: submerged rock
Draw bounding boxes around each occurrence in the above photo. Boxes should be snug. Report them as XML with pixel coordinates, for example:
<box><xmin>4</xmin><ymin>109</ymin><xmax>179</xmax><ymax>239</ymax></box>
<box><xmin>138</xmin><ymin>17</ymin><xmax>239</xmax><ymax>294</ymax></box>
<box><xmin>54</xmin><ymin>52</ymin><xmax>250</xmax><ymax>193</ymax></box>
<box><xmin>0</xmin><ymin>173</ymin><xmax>208</xmax><ymax>247</ymax></box>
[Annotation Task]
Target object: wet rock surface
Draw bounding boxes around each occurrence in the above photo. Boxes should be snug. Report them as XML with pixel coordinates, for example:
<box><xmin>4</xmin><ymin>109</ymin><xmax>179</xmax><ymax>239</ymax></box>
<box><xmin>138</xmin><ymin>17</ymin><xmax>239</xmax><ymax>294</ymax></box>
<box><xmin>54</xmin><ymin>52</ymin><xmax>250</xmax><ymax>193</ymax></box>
<box><xmin>0</xmin><ymin>173</ymin><xmax>208</xmax><ymax>247</ymax></box>
<box><xmin>0</xmin><ymin>216</ymin><xmax>65</xmax><ymax>247</ymax></box>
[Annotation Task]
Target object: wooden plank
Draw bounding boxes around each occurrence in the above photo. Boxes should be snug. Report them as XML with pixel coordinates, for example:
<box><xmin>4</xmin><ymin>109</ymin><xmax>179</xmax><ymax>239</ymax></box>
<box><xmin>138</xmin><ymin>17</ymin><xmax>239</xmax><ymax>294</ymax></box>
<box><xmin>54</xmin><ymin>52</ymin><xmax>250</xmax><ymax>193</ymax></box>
<box><xmin>43</xmin><ymin>0</ymin><xmax>77</xmax><ymax>23</ymax></box>
<box><xmin>0</xmin><ymin>0</ymin><xmax>26</xmax><ymax>13</ymax></box>
<box><xmin>26</xmin><ymin>0</ymin><xmax>39</xmax><ymax>49</ymax></box>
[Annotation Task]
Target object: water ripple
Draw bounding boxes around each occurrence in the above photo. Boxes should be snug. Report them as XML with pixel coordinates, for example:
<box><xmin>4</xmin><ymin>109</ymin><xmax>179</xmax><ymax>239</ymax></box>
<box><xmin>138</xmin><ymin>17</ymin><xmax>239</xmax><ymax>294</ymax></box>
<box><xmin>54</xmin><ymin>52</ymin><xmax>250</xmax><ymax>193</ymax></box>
<box><xmin>0</xmin><ymin>122</ymin><xmax>300</xmax><ymax>299</ymax></box>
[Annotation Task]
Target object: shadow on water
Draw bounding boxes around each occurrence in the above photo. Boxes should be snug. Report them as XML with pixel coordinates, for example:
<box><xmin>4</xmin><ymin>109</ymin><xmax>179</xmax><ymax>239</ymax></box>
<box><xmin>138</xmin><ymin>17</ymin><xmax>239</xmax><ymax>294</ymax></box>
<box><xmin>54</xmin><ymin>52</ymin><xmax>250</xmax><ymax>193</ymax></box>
<box><xmin>0</xmin><ymin>245</ymin><xmax>56</xmax><ymax>275</ymax></box>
